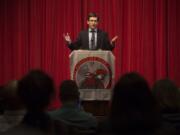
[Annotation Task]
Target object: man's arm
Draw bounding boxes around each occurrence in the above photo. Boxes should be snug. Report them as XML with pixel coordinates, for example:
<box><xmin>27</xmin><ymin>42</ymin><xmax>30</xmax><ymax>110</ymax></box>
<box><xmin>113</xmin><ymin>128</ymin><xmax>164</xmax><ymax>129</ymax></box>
<box><xmin>63</xmin><ymin>33</ymin><xmax>82</xmax><ymax>50</ymax></box>
<box><xmin>103</xmin><ymin>32</ymin><xmax>118</xmax><ymax>51</ymax></box>
<box><xmin>111</xmin><ymin>36</ymin><xmax>118</xmax><ymax>45</ymax></box>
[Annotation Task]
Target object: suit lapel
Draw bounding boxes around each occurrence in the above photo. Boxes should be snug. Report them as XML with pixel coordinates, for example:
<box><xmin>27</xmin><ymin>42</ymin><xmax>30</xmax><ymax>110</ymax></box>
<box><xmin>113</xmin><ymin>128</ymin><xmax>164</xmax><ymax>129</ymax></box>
<box><xmin>97</xmin><ymin>29</ymin><xmax>101</xmax><ymax>49</ymax></box>
<box><xmin>84</xmin><ymin>30</ymin><xmax>89</xmax><ymax>49</ymax></box>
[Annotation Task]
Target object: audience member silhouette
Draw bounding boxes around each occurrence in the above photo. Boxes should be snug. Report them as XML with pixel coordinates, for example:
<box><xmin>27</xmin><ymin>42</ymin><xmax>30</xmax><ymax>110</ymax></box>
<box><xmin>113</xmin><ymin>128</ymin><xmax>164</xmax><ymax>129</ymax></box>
<box><xmin>152</xmin><ymin>78</ymin><xmax>180</xmax><ymax>134</ymax></box>
<box><xmin>98</xmin><ymin>72</ymin><xmax>176</xmax><ymax>135</ymax></box>
<box><xmin>49</xmin><ymin>80</ymin><xmax>97</xmax><ymax>134</ymax></box>
<box><xmin>0</xmin><ymin>85</ymin><xmax>5</xmax><ymax>114</ymax></box>
<box><xmin>2</xmin><ymin>70</ymin><xmax>67</xmax><ymax>135</ymax></box>
<box><xmin>0</xmin><ymin>80</ymin><xmax>26</xmax><ymax>132</ymax></box>
<box><xmin>0</xmin><ymin>80</ymin><xmax>25</xmax><ymax>132</ymax></box>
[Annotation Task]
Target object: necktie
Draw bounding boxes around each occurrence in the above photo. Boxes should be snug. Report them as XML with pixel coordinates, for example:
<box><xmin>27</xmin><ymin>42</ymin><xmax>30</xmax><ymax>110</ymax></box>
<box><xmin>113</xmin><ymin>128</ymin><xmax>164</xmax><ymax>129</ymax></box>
<box><xmin>91</xmin><ymin>30</ymin><xmax>95</xmax><ymax>50</ymax></box>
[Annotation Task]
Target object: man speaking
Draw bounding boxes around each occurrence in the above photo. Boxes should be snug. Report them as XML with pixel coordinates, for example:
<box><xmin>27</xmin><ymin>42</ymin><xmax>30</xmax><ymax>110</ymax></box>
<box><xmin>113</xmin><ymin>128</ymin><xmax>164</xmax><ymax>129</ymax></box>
<box><xmin>63</xmin><ymin>12</ymin><xmax>118</xmax><ymax>51</ymax></box>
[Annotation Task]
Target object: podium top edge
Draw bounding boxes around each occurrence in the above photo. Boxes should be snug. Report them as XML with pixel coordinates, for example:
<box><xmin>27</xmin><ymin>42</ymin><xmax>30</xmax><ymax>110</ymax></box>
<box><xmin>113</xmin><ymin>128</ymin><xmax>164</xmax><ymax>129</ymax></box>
<box><xmin>69</xmin><ymin>50</ymin><xmax>114</xmax><ymax>56</ymax></box>
<box><xmin>71</xmin><ymin>50</ymin><xmax>113</xmax><ymax>52</ymax></box>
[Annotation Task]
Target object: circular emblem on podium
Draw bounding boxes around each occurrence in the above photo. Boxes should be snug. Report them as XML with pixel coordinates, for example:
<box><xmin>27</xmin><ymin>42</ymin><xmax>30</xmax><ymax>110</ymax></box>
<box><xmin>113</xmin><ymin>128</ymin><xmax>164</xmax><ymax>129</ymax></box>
<box><xmin>73</xmin><ymin>57</ymin><xmax>112</xmax><ymax>89</ymax></box>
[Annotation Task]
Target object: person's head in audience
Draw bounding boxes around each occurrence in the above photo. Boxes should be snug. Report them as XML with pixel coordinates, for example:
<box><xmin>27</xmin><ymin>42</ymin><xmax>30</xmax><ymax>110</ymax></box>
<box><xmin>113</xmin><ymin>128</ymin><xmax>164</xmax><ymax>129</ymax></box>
<box><xmin>59</xmin><ymin>80</ymin><xmax>80</xmax><ymax>105</ymax></box>
<box><xmin>152</xmin><ymin>78</ymin><xmax>180</xmax><ymax>113</ymax></box>
<box><xmin>18</xmin><ymin>69</ymin><xmax>55</xmax><ymax>112</ymax></box>
<box><xmin>2</xmin><ymin>80</ymin><xmax>24</xmax><ymax>111</ymax></box>
<box><xmin>50</xmin><ymin>80</ymin><xmax>98</xmax><ymax>132</ymax></box>
<box><xmin>0</xmin><ymin>80</ymin><xmax>26</xmax><ymax>132</ymax></box>
<box><xmin>110</xmin><ymin>72</ymin><xmax>160</xmax><ymax>133</ymax></box>
<box><xmin>17</xmin><ymin>69</ymin><xmax>56</xmax><ymax>133</ymax></box>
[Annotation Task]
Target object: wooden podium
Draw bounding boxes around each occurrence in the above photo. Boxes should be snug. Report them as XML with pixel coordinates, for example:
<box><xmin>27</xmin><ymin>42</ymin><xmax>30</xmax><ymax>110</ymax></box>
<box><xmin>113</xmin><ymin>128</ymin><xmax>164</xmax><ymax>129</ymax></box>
<box><xmin>69</xmin><ymin>50</ymin><xmax>115</xmax><ymax>116</ymax></box>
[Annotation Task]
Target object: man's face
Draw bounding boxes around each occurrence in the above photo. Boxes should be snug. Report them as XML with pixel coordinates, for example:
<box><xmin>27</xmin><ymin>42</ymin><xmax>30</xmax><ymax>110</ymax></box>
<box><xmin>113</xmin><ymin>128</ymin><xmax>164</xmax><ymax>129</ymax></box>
<box><xmin>87</xmin><ymin>17</ymin><xmax>98</xmax><ymax>29</ymax></box>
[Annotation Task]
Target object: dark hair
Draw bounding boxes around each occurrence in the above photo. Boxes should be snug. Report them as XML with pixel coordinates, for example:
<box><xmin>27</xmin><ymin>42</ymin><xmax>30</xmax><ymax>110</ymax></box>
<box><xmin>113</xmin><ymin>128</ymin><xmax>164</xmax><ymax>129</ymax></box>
<box><xmin>87</xmin><ymin>12</ymin><xmax>99</xmax><ymax>21</ymax></box>
<box><xmin>0</xmin><ymin>85</ymin><xmax>5</xmax><ymax>114</ymax></box>
<box><xmin>59</xmin><ymin>80</ymin><xmax>79</xmax><ymax>103</ymax></box>
<box><xmin>18</xmin><ymin>69</ymin><xmax>54</xmax><ymax>111</ymax></box>
<box><xmin>2</xmin><ymin>80</ymin><xmax>23</xmax><ymax>110</ymax></box>
<box><xmin>110</xmin><ymin>72</ymin><xmax>160</xmax><ymax>133</ymax></box>
<box><xmin>152</xmin><ymin>78</ymin><xmax>180</xmax><ymax>112</ymax></box>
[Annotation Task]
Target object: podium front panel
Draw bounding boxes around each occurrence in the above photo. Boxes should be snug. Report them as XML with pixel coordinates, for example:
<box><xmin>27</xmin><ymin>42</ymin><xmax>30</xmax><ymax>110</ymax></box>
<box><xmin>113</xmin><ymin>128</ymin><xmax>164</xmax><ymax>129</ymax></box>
<box><xmin>69</xmin><ymin>50</ymin><xmax>115</xmax><ymax>100</ymax></box>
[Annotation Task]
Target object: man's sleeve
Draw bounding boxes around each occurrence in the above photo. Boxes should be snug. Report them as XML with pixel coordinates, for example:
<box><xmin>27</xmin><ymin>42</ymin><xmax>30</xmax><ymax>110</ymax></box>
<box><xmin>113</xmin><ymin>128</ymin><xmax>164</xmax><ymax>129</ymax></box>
<box><xmin>68</xmin><ymin>32</ymin><xmax>82</xmax><ymax>50</ymax></box>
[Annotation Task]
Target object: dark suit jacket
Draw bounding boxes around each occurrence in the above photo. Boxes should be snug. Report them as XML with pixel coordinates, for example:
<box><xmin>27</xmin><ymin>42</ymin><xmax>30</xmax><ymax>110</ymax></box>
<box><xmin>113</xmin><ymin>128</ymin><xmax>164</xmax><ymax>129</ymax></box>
<box><xmin>68</xmin><ymin>29</ymin><xmax>114</xmax><ymax>51</ymax></box>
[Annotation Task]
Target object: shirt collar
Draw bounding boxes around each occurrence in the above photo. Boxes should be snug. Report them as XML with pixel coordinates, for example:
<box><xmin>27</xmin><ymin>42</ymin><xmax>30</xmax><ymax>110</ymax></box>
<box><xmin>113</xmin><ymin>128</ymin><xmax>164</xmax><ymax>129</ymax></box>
<box><xmin>89</xmin><ymin>28</ymin><xmax>97</xmax><ymax>32</ymax></box>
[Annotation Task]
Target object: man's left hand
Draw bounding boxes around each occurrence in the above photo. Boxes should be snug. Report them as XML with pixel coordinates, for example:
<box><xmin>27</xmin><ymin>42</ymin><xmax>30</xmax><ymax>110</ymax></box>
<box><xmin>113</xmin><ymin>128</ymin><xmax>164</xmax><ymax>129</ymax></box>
<box><xmin>111</xmin><ymin>36</ymin><xmax>118</xmax><ymax>44</ymax></box>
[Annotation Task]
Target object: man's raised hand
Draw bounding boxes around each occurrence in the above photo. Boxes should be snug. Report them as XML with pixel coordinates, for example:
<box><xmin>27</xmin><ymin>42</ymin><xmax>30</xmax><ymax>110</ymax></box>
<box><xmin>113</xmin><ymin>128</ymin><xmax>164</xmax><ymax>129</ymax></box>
<box><xmin>63</xmin><ymin>33</ymin><xmax>72</xmax><ymax>44</ymax></box>
<box><xmin>111</xmin><ymin>36</ymin><xmax>118</xmax><ymax>44</ymax></box>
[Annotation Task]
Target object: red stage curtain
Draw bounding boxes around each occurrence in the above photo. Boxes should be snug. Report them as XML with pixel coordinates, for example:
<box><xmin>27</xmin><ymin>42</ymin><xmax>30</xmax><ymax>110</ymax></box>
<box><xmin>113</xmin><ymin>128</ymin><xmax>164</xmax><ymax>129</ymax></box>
<box><xmin>0</xmin><ymin>0</ymin><xmax>179</xmax><ymax>108</ymax></box>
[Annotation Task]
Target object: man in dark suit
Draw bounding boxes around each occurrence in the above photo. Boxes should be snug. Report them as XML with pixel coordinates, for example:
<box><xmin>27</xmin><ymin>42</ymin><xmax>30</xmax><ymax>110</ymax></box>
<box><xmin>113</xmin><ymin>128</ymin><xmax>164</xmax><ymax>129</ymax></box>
<box><xmin>64</xmin><ymin>12</ymin><xmax>118</xmax><ymax>51</ymax></box>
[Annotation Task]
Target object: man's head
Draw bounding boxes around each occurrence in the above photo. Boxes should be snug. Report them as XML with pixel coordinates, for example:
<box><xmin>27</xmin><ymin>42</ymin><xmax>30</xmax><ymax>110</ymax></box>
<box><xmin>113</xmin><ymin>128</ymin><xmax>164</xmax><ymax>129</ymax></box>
<box><xmin>59</xmin><ymin>80</ymin><xmax>80</xmax><ymax>104</ymax></box>
<box><xmin>87</xmin><ymin>12</ymin><xmax>99</xmax><ymax>30</ymax></box>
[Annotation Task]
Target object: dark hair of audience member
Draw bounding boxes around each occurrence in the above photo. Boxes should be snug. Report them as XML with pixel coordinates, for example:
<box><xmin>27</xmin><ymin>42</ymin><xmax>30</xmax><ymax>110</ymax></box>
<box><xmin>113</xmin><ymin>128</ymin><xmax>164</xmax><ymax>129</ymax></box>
<box><xmin>3</xmin><ymin>80</ymin><xmax>23</xmax><ymax>110</ymax></box>
<box><xmin>18</xmin><ymin>70</ymin><xmax>54</xmax><ymax>111</ymax></box>
<box><xmin>59</xmin><ymin>80</ymin><xmax>79</xmax><ymax>103</ymax></box>
<box><xmin>152</xmin><ymin>78</ymin><xmax>180</xmax><ymax>113</ymax></box>
<box><xmin>18</xmin><ymin>69</ymin><xmax>55</xmax><ymax>131</ymax></box>
<box><xmin>110</xmin><ymin>72</ymin><xmax>161</xmax><ymax>133</ymax></box>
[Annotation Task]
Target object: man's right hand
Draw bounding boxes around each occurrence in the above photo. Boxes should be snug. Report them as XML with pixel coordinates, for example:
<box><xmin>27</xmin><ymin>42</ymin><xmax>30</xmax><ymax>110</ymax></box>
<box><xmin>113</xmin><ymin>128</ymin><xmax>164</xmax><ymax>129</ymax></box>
<box><xmin>63</xmin><ymin>33</ymin><xmax>71</xmax><ymax>44</ymax></box>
